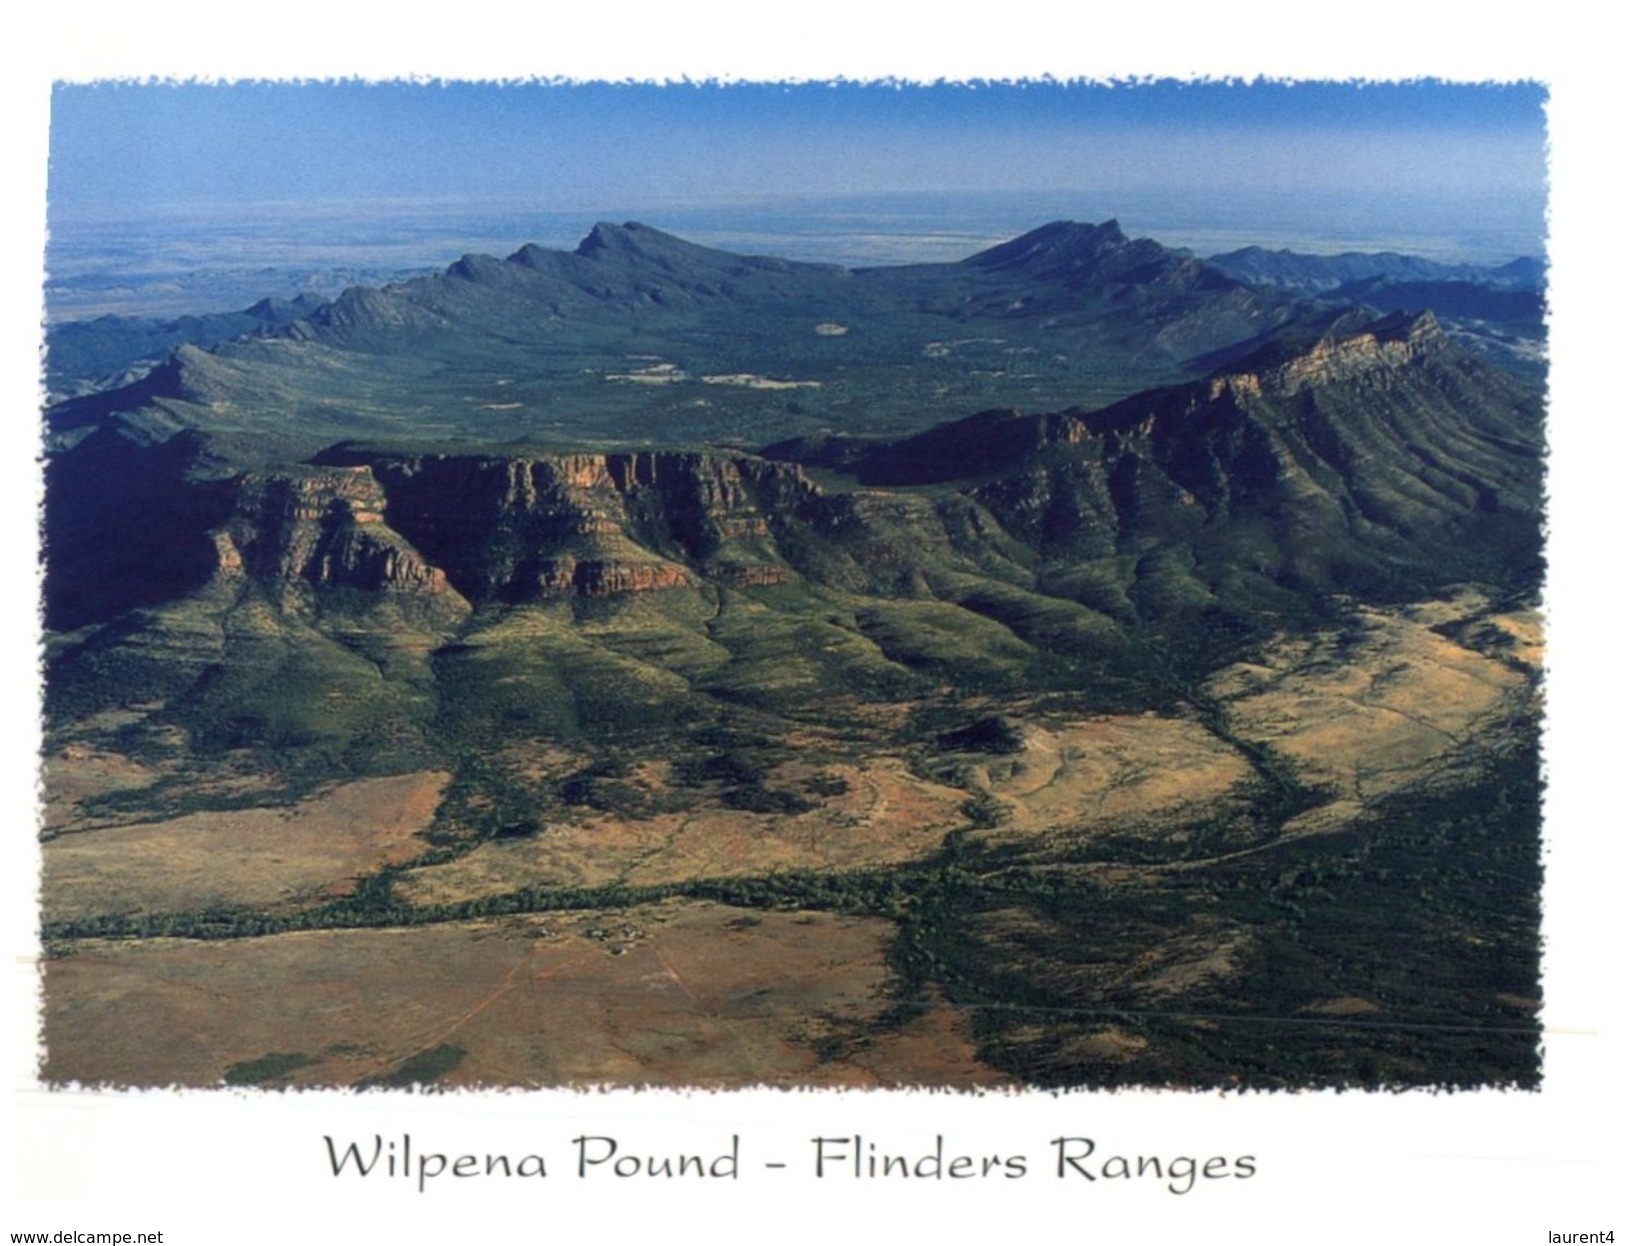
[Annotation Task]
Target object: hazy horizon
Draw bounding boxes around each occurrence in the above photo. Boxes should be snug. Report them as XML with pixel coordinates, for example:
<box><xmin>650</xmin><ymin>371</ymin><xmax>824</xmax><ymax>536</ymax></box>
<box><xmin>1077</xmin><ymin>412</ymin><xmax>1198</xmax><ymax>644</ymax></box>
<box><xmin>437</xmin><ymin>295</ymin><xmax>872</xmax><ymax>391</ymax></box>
<box><xmin>45</xmin><ymin>80</ymin><xmax>1548</xmax><ymax>320</ymax></box>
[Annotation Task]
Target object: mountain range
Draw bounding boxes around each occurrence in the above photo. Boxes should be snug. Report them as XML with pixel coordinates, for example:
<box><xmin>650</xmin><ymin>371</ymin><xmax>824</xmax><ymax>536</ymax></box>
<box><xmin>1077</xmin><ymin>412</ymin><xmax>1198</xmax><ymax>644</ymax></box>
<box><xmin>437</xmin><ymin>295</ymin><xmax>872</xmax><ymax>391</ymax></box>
<box><xmin>40</xmin><ymin>220</ymin><xmax>1318</xmax><ymax>454</ymax></box>
<box><xmin>38</xmin><ymin>220</ymin><xmax>1546</xmax><ymax>1091</ymax></box>
<box><xmin>1203</xmin><ymin>245</ymin><xmax>1543</xmax><ymax>292</ymax></box>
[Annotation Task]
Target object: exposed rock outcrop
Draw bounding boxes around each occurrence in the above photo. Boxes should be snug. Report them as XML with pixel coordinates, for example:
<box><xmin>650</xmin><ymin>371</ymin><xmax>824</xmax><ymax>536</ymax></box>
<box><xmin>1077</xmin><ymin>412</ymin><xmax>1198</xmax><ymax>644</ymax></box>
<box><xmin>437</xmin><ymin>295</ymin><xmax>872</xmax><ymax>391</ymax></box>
<box><xmin>308</xmin><ymin>448</ymin><xmax>823</xmax><ymax>602</ymax></box>
<box><xmin>219</xmin><ymin>466</ymin><xmax>453</xmax><ymax>595</ymax></box>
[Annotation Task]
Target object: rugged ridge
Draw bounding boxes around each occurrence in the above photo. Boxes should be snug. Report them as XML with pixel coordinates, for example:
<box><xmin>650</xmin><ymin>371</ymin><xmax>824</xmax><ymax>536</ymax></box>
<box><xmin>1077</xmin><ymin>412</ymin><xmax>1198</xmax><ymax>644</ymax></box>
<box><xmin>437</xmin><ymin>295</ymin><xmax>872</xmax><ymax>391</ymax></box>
<box><xmin>45</xmin><ymin>219</ymin><xmax>1305</xmax><ymax>455</ymax></box>
<box><xmin>47</xmin><ymin>306</ymin><xmax>1540</xmax><ymax>641</ymax></box>
<box><xmin>45</xmin><ymin>293</ymin><xmax>331</xmax><ymax>399</ymax></box>
<box><xmin>216</xmin><ymin>466</ymin><xmax>461</xmax><ymax>604</ymax></box>
<box><xmin>773</xmin><ymin>310</ymin><xmax>1543</xmax><ymax>606</ymax></box>
<box><xmin>308</xmin><ymin>448</ymin><xmax>822</xmax><ymax>601</ymax></box>
<box><xmin>1206</xmin><ymin>308</ymin><xmax>1452</xmax><ymax>397</ymax></box>
<box><xmin>1207</xmin><ymin>245</ymin><xmax>1544</xmax><ymax>293</ymax></box>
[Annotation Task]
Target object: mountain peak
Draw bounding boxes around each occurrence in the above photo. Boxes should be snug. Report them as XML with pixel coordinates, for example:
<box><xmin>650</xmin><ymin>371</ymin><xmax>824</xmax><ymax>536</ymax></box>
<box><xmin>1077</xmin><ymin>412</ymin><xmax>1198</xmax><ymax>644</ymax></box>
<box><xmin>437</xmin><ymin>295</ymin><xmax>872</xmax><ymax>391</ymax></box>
<box><xmin>568</xmin><ymin>221</ymin><xmax>756</xmax><ymax>278</ymax></box>
<box><xmin>578</xmin><ymin>220</ymin><xmax>634</xmax><ymax>254</ymax></box>
<box><xmin>955</xmin><ymin>218</ymin><xmax>1236</xmax><ymax>296</ymax></box>
<box><xmin>962</xmin><ymin>220</ymin><xmax>1131</xmax><ymax>272</ymax></box>
<box><xmin>447</xmin><ymin>252</ymin><xmax>509</xmax><ymax>282</ymax></box>
<box><xmin>576</xmin><ymin>220</ymin><xmax>686</xmax><ymax>258</ymax></box>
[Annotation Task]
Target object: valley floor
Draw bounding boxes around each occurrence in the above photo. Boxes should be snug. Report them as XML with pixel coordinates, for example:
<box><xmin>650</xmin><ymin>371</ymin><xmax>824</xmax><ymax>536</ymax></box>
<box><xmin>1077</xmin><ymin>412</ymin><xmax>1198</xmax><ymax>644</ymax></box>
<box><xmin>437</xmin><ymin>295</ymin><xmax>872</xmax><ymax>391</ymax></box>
<box><xmin>37</xmin><ymin>589</ymin><xmax>1542</xmax><ymax>1090</ymax></box>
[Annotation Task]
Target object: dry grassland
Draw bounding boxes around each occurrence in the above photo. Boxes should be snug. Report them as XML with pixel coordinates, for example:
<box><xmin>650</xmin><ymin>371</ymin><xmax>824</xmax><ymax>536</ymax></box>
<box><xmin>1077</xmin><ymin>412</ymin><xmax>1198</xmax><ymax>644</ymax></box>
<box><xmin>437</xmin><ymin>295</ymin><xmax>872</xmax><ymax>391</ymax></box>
<box><xmin>974</xmin><ymin>715</ymin><xmax>1254</xmax><ymax>840</ymax></box>
<box><xmin>1208</xmin><ymin>598</ymin><xmax>1534</xmax><ymax>832</ymax></box>
<box><xmin>42</xmin><ymin>742</ymin><xmax>283</xmax><ymax>837</ymax></box>
<box><xmin>43</xmin><ymin>901</ymin><xmax>1001</xmax><ymax>1089</ymax></box>
<box><xmin>36</xmin><ymin>591</ymin><xmax>1540</xmax><ymax>1089</ymax></box>
<box><xmin>42</xmin><ymin>772</ymin><xmax>448</xmax><ymax>922</ymax></box>
<box><xmin>397</xmin><ymin>757</ymin><xmax>966</xmax><ymax>907</ymax></box>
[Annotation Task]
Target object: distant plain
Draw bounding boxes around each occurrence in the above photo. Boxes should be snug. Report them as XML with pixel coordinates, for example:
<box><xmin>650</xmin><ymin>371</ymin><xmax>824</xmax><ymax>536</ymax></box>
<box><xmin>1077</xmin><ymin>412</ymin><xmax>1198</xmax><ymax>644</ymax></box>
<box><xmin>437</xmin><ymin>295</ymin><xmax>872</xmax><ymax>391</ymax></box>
<box><xmin>45</xmin><ymin>187</ymin><xmax>1545</xmax><ymax>322</ymax></box>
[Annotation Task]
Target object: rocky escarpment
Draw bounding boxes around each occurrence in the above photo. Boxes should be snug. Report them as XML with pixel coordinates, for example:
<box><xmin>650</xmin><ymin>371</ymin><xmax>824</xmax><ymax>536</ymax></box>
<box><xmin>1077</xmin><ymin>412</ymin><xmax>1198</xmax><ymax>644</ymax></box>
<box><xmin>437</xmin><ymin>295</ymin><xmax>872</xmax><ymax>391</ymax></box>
<box><xmin>307</xmin><ymin>448</ymin><xmax>822</xmax><ymax>602</ymax></box>
<box><xmin>214</xmin><ymin>465</ymin><xmax>463</xmax><ymax>609</ymax></box>
<box><xmin>46</xmin><ymin>310</ymin><xmax>1543</xmax><ymax>645</ymax></box>
<box><xmin>768</xmin><ymin>311</ymin><xmax>1543</xmax><ymax>611</ymax></box>
<box><xmin>47</xmin><ymin>433</ymin><xmax>1027</xmax><ymax>632</ymax></box>
<box><xmin>1200</xmin><ymin>309</ymin><xmax>1453</xmax><ymax>401</ymax></box>
<box><xmin>972</xmin><ymin>312</ymin><xmax>1541</xmax><ymax>586</ymax></box>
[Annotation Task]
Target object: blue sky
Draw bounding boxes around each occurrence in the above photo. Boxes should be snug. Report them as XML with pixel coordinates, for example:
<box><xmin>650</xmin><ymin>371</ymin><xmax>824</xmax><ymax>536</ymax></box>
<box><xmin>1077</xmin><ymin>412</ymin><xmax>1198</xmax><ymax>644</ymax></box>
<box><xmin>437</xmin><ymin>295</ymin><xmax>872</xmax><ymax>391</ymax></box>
<box><xmin>49</xmin><ymin>79</ymin><xmax>1547</xmax><ymax>213</ymax></box>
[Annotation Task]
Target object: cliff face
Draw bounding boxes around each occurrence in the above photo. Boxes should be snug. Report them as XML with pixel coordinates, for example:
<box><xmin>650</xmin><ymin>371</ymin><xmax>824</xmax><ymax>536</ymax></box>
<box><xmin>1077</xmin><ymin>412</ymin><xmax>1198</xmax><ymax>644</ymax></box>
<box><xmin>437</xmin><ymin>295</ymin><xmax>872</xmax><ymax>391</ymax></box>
<box><xmin>1206</xmin><ymin>310</ymin><xmax>1452</xmax><ymax>401</ymax></box>
<box><xmin>49</xmin><ymin>435</ymin><xmax>980</xmax><ymax>631</ymax></box>
<box><xmin>214</xmin><ymin>311</ymin><xmax>1536</xmax><ymax>615</ymax></box>
<box><xmin>47</xmin><ymin>312</ymin><xmax>1542</xmax><ymax>642</ymax></box>
<box><xmin>285</xmin><ymin>449</ymin><xmax>825</xmax><ymax>603</ymax></box>
<box><xmin>217</xmin><ymin>465</ymin><xmax>459</xmax><ymax>601</ymax></box>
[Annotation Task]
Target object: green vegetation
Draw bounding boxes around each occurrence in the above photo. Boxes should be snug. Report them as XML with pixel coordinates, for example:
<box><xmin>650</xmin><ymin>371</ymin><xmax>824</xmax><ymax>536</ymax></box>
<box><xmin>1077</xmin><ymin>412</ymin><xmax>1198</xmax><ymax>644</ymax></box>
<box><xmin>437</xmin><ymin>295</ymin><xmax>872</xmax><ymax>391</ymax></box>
<box><xmin>44</xmin><ymin>713</ymin><xmax>1542</xmax><ymax>1089</ymax></box>
<box><xmin>357</xmin><ymin>1044</ymin><xmax>467</xmax><ymax>1090</ymax></box>
<box><xmin>913</xmin><ymin>727</ymin><xmax>1544</xmax><ymax>1089</ymax></box>
<box><xmin>223</xmin><ymin>1051</ymin><xmax>318</xmax><ymax>1087</ymax></box>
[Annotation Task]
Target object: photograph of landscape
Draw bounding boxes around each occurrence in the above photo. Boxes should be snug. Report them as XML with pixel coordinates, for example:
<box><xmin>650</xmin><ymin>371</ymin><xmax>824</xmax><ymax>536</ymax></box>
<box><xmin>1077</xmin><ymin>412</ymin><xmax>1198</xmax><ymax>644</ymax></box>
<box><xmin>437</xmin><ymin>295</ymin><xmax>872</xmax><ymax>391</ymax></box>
<box><xmin>36</xmin><ymin>79</ymin><xmax>1548</xmax><ymax>1092</ymax></box>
